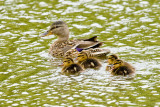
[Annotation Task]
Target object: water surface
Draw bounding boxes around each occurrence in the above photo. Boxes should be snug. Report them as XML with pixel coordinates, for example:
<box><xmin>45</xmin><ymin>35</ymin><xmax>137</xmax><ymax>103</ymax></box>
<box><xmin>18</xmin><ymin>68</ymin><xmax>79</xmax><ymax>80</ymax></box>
<box><xmin>0</xmin><ymin>0</ymin><xmax>160</xmax><ymax>106</ymax></box>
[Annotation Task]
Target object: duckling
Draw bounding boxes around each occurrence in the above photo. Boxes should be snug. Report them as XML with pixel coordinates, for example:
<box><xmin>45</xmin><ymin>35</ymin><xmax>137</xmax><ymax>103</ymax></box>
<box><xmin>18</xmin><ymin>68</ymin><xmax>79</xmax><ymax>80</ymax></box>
<box><xmin>77</xmin><ymin>51</ymin><xmax>101</xmax><ymax>69</ymax></box>
<box><xmin>62</xmin><ymin>58</ymin><xmax>83</xmax><ymax>75</ymax></box>
<box><xmin>110</xmin><ymin>59</ymin><xmax>135</xmax><ymax>76</ymax></box>
<box><xmin>106</xmin><ymin>54</ymin><xmax>118</xmax><ymax>71</ymax></box>
<box><xmin>106</xmin><ymin>54</ymin><xmax>135</xmax><ymax>71</ymax></box>
<box><xmin>40</xmin><ymin>21</ymin><xmax>110</xmax><ymax>58</ymax></box>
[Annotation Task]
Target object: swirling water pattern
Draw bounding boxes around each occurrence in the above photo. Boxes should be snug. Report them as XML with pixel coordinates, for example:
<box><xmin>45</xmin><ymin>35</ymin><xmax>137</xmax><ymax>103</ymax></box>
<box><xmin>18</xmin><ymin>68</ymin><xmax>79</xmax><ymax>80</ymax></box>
<box><xmin>0</xmin><ymin>0</ymin><xmax>160</xmax><ymax>106</ymax></box>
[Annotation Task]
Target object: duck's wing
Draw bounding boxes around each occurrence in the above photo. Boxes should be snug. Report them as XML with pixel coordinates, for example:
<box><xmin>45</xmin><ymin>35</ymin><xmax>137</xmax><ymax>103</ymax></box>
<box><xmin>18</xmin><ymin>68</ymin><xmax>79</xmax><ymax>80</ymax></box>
<box><xmin>76</xmin><ymin>41</ymin><xmax>102</xmax><ymax>49</ymax></box>
<box><xmin>64</xmin><ymin>36</ymin><xmax>110</xmax><ymax>57</ymax></box>
<box><xmin>62</xmin><ymin>43</ymin><xmax>79</xmax><ymax>53</ymax></box>
<box><xmin>53</xmin><ymin>40</ymin><xmax>80</xmax><ymax>54</ymax></box>
<box><xmin>63</xmin><ymin>37</ymin><xmax>102</xmax><ymax>53</ymax></box>
<box><xmin>74</xmin><ymin>36</ymin><xmax>102</xmax><ymax>49</ymax></box>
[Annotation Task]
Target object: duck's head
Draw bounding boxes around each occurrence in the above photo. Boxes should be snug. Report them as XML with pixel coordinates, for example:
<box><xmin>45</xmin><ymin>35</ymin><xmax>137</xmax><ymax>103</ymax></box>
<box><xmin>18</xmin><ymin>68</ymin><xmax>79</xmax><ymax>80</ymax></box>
<box><xmin>40</xmin><ymin>21</ymin><xmax>69</xmax><ymax>40</ymax></box>
<box><xmin>113</xmin><ymin>59</ymin><xmax>123</xmax><ymax>69</ymax></box>
<box><xmin>63</xmin><ymin>57</ymin><xmax>74</xmax><ymax>67</ymax></box>
<box><xmin>77</xmin><ymin>51</ymin><xmax>88</xmax><ymax>62</ymax></box>
<box><xmin>107</xmin><ymin>54</ymin><xmax>118</xmax><ymax>64</ymax></box>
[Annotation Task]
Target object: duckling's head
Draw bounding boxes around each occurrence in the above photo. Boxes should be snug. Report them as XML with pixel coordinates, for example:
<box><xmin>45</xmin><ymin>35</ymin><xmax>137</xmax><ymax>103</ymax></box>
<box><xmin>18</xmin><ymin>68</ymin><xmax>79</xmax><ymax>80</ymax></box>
<box><xmin>107</xmin><ymin>54</ymin><xmax>118</xmax><ymax>64</ymax></box>
<box><xmin>63</xmin><ymin>58</ymin><xmax>74</xmax><ymax>67</ymax></box>
<box><xmin>40</xmin><ymin>21</ymin><xmax>69</xmax><ymax>39</ymax></box>
<box><xmin>77</xmin><ymin>51</ymin><xmax>88</xmax><ymax>62</ymax></box>
<box><xmin>113</xmin><ymin>59</ymin><xmax>123</xmax><ymax>69</ymax></box>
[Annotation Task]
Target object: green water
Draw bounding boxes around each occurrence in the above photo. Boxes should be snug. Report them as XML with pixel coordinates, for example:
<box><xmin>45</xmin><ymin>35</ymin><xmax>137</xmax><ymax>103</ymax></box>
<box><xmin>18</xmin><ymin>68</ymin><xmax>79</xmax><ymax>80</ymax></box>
<box><xmin>0</xmin><ymin>0</ymin><xmax>160</xmax><ymax>106</ymax></box>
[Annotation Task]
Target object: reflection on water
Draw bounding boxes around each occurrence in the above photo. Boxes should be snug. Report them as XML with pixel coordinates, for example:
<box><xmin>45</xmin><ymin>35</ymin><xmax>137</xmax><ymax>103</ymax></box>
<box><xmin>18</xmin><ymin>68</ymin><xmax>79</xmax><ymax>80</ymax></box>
<box><xmin>0</xmin><ymin>0</ymin><xmax>160</xmax><ymax>106</ymax></box>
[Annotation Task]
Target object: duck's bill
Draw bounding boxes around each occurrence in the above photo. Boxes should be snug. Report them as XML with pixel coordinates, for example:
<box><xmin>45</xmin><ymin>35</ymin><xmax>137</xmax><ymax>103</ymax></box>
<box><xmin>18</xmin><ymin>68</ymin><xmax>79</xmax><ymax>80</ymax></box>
<box><xmin>40</xmin><ymin>31</ymin><xmax>52</xmax><ymax>37</ymax></box>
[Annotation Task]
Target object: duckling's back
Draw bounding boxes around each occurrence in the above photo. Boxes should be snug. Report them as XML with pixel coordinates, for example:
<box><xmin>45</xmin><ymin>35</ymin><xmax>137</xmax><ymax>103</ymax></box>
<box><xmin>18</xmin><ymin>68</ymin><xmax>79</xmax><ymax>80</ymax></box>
<box><xmin>124</xmin><ymin>62</ymin><xmax>135</xmax><ymax>71</ymax></box>
<box><xmin>82</xmin><ymin>58</ymin><xmax>101</xmax><ymax>69</ymax></box>
<box><xmin>112</xmin><ymin>66</ymin><xmax>135</xmax><ymax>76</ymax></box>
<box><xmin>64</xmin><ymin>64</ymin><xmax>83</xmax><ymax>74</ymax></box>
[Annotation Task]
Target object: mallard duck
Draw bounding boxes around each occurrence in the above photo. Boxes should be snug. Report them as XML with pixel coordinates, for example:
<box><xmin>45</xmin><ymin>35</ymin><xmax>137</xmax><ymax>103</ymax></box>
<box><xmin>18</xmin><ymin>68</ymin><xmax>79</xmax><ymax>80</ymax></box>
<box><xmin>110</xmin><ymin>59</ymin><xmax>135</xmax><ymax>76</ymax></box>
<box><xmin>77</xmin><ymin>51</ymin><xmax>102</xmax><ymax>69</ymax></box>
<box><xmin>61</xmin><ymin>57</ymin><xmax>83</xmax><ymax>75</ymax></box>
<box><xmin>40</xmin><ymin>21</ymin><xmax>110</xmax><ymax>58</ymax></box>
<box><xmin>106</xmin><ymin>54</ymin><xmax>118</xmax><ymax>71</ymax></box>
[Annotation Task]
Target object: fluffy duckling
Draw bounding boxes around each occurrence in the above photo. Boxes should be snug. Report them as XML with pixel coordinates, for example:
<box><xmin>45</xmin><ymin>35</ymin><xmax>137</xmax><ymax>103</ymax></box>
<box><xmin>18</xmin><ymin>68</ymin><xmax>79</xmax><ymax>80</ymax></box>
<box><xmin>77</xmin><ymin>51</ymin><xmax>101</xmax><ymax>69</ymax></box>
<box><xmin>110</xmin><ymin>59</ymin><xmax>135</xmax><ymax>76</ymax></box>
<box><xmin>106</xmin><ymin>54</ymin><xmax>135</xmax><ymax>71</ymax></box>
<box><xmin>62</xmin><ymin>58</ymin><xmax>83</xmax><ymax>75</ymax></box>
<box><xmin>106</xmin><ymin>54</ymin><xmax>118</xmax><ymax>71</ymax></box>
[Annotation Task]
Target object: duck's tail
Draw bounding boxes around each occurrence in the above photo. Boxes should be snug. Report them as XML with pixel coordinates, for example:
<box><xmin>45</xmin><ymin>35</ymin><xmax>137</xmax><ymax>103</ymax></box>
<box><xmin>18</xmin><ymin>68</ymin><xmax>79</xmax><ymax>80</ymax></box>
<box><xmin>83</xmin><ymin>36</ymin><xmax>98</xmax><ymax>41</ymax></box>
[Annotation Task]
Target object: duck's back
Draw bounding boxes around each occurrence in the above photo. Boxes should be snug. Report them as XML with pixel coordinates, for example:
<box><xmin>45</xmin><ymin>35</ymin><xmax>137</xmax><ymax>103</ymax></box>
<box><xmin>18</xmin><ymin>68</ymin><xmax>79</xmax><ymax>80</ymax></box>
<box><xmin>49</xmin><ymin>40</ymin><xmax>78</xmax><ymax>57</ymax></box>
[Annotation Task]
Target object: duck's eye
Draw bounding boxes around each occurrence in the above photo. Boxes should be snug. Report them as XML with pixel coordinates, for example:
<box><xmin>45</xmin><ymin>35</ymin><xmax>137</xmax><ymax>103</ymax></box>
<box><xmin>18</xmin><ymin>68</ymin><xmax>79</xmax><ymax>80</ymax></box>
<box><xmin>50</xmin><ymin>26</ymin><xmax>62</xmax><ymax>30</ymax></box>
<box><xmin>55</xmin><ymin>26</ymin><xmax>62</xmax><ymax>28</ymax></box>
<box><xmin>50</xmin><ymin>27</ymin><xmax>55</xmax><ymax>30</ymax></box>
<box><xmin>56</xmin><ymin>26</ymin><xmax>59</xmax><ymax>28</ymax></box>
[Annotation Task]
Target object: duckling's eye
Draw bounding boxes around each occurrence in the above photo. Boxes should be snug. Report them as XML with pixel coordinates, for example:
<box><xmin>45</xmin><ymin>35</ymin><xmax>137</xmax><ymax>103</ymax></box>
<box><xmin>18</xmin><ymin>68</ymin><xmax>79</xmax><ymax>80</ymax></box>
<box><xmin>108</xmin><ymin>56</ymin><xmax>113</xmax><ymax>59</ymax></box>
<box><xmin>113</xmin><ymin>63</ymin><xmax>119</xmax><ymax>65</ymax></box>
<box><xmin>118</xmin><ymin>61</ymin><xmax>122</xmax><ymax>63</ymax></box>
<box><xmin>78</xmin><ymin>55</ymin><xmax>84</xmax><ymax>57</ymax></box>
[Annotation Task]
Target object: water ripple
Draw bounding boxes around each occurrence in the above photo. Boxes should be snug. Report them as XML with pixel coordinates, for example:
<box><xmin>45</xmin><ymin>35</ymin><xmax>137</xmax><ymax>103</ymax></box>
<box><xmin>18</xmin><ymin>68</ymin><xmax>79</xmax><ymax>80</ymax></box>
<box><xmin>0</xmin><ymin>0</ymin><xmax>160</xmax><ymax>106</ymax></box>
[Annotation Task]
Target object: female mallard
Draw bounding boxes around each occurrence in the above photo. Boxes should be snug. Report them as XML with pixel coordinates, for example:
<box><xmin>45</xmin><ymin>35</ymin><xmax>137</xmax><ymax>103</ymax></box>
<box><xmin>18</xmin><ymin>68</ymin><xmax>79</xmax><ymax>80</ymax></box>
<box><xmin>77</xmin><ymin>51</ymin><xmax>102</xmax><ymax>69</ymax></box>
<box><xmin>110</xmin><ymin>59</ymin><xmax>135</xmax><ymax>76</ymax></box>
<box><xmin>40</xmin><ymin>21</ymin><xmax>110</xmax><ymax>58</ymax></box>
<box><xmin>61</xmin><ymin>57</ymin><xmax>83</xmax><ymax>75</ymax></box>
